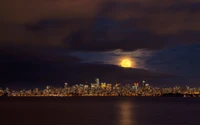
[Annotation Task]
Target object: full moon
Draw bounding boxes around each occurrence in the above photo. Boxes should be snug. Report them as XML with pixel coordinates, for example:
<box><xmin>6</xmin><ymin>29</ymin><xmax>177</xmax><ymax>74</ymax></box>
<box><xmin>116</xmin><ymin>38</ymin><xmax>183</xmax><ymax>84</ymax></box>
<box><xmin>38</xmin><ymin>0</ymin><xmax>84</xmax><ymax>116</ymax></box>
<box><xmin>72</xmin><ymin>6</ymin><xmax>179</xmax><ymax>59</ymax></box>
<box><xmin>121</xmin><ymin>59</ymin><xmax>132</xmax><ymax>68</ymax></box>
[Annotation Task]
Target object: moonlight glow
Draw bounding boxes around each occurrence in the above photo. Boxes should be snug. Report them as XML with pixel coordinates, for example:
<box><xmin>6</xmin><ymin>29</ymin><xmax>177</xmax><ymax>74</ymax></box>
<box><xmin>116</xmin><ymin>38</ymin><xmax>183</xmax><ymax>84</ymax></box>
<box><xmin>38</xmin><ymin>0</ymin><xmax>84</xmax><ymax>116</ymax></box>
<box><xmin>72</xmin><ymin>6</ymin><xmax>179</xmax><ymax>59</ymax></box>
<box><xmin>121</xmin><ymin>59</ymin><xmax>132</xmax><ymax>68</ymax></box>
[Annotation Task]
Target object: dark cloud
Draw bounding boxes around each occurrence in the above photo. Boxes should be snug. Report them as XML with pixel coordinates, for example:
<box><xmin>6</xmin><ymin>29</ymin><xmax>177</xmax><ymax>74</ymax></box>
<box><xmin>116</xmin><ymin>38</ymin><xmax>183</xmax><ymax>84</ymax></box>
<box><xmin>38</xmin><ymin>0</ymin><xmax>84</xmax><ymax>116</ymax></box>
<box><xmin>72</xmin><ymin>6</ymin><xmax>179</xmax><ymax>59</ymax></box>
<box><xmin>0</xmin><ymin>0</ymin><xmax>199</xmax><ymax>51</ymax></box>
<box><xmin>146</xmin><ymin>44</ymin><xmax>200</xmax><ymax>76</ymax></box>
<box><xmin>66</xmin><ymin>28</ymin><xmax>173</xmax><ymax>52</ymax></box>
<box><xmin>0</xmin><ymin>45</ymin><xmax>81</xmax><ymax>63</ymax></box>
<box><xmin>0</xmin><ymin>45</ymin><xmax>82</xmax><ymax>83</ymax></box>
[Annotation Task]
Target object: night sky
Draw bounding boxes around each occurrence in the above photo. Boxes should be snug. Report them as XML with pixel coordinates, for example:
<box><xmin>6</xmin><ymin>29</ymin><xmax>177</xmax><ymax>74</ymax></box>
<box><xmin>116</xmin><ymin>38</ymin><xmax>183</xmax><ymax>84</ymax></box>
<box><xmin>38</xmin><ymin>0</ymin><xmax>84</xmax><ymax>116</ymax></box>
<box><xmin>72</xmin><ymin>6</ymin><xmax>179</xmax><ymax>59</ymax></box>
<box><xmin>0</xmin><ymin>0</ymin><xmax>200</xmax><ymax>89</ymax></box>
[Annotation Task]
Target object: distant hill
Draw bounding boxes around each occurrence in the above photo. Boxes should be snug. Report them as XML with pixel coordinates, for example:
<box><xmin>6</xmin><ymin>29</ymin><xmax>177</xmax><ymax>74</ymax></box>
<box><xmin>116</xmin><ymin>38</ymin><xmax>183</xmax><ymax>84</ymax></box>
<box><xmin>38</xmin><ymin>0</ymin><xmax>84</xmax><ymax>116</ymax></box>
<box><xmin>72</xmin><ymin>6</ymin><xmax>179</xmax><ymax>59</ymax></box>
<box><xmin>49</xmin><ymin>63</ymin><xmax>176</xmax><ymax>84</ymax></box>
<box><xmin>0</xmin><ymin>63</ymin><xmax>175</xmax><ymax>85</ymax></box>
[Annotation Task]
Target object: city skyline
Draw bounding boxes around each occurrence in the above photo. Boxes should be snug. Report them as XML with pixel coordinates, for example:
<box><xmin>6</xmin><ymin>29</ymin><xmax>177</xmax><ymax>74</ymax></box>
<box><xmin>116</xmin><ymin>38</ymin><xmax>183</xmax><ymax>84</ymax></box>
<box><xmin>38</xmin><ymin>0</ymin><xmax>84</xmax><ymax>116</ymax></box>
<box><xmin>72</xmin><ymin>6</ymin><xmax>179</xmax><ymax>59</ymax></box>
<box><xmin>1</xmin><ymin>78</ymin><xmax>200</xmax><ymax>97</ymax></box>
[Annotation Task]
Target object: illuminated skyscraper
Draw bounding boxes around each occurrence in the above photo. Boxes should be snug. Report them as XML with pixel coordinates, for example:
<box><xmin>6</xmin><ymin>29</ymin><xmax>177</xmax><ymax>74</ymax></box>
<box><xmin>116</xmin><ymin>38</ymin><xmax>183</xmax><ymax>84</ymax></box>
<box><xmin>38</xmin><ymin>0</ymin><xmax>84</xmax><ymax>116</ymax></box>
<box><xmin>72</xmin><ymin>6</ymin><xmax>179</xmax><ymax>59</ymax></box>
<box><xmin>5</xmin><ymin>87</ymin><xmax>9</xmax><ymax>94</ymax></box>
<box><xmin>101</xmin><ymin>83</ymin><xmax>106</xmax><ymax>89</ymax></box>
<box><xmin>95</xmin><ymin>78</ymin><xmax>100</xmax><ymax>86</ymax></box>
<box><xmin>64</xmin><ymin>83</ymin><xmax>68</xmax><ymax>88</ymax></box>
<box><xmin>46</xmin><ymin>86</ymin><xmax>50</xmax><ymax>90</ymax></box>
<box><xmin>134</xmin><ymin>83</ymin><xmax>139</xmax><ymax>90</ymax></box>
<box><xmin>142</xmin><ymin>80</ymin><xmax>146</xmax><ymax>86</ymax></box>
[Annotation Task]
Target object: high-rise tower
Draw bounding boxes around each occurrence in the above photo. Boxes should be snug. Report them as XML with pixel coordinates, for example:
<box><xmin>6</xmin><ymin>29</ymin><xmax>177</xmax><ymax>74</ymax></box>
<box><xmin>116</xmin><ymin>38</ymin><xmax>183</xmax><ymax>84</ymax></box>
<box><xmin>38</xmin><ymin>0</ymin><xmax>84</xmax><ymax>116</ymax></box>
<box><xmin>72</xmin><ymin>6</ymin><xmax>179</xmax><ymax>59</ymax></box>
<box><xmin>95</xmin><ymin>78</ymin><xmax>100</xmax><ymax>87</ymax></box>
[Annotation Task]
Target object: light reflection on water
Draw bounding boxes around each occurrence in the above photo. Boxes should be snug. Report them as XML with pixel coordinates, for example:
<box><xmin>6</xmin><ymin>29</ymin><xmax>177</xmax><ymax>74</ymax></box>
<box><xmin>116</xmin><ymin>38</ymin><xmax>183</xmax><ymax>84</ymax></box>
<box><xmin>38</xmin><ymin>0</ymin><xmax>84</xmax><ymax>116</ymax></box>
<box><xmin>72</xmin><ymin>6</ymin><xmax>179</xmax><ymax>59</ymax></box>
<box><xmin>1</xmin><ymin>97</ymin><xmax>200</xmax><ymax>125</ymax></box>
<box><xmin>118</xmin><ymin>100</ymin><xmax>135</xmax><ymax>125</ymax></box>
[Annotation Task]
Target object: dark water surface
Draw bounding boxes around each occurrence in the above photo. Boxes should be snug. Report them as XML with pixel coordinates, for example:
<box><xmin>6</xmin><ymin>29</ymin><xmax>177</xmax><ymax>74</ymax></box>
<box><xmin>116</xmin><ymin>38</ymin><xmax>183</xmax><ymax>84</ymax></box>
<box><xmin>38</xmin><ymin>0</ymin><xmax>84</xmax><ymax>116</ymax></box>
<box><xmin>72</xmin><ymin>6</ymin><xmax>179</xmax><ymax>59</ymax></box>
<box><xmin>0</xmin><ymin>97</ymin><xmax>200</xmax><ymax>125</ymax></box>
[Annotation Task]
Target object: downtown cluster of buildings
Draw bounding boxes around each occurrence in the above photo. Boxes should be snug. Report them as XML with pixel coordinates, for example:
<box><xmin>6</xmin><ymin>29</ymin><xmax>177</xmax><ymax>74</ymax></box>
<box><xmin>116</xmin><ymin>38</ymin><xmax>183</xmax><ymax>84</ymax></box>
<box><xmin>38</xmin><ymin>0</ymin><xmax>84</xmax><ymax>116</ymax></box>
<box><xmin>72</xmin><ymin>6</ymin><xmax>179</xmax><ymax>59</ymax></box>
<box><xmin>1</xmin><ymin>78</ymin><xmax>200</xmax><ymax>97</ymax></box>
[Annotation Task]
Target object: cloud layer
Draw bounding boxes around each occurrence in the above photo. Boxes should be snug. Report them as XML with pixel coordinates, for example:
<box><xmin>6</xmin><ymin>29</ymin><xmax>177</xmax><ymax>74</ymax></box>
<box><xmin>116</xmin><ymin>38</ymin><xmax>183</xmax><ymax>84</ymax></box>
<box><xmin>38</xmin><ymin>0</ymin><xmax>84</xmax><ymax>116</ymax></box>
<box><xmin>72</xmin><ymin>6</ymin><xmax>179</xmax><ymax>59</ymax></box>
<box><xmin>0</xmin><ymin>0</ymin><xmax>199</xmax><ymax>51</ymax></box>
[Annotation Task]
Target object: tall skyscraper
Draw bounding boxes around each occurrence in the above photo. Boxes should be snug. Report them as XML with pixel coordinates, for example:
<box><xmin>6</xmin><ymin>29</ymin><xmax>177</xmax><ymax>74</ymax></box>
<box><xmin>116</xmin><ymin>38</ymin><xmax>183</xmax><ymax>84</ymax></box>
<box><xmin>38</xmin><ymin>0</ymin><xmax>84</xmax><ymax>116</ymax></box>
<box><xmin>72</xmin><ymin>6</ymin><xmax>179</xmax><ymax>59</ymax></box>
<box><xmin>95</xmin><ymin>78</ymin><xmax>100</xmax><ymax>86</ymax></box>
<box><xmin>142</xmin><ymin>80</ymin><xmax>146</xmax><ymax>86</ymax></box>
<box><xmin>64</xmin><ymin>83</ymin><xmax>68</xmax><ymax>88</ymax></box>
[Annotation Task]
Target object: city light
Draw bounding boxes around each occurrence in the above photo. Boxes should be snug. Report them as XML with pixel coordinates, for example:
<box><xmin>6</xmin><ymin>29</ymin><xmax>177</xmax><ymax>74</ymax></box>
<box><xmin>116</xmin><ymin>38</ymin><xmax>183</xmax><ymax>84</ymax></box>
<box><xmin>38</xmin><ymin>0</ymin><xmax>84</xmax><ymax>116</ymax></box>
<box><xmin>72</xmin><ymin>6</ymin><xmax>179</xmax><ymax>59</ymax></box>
<box><xmin>0</xmin><ymin>78</ymin><xmax>200</xmax><ymax>97</ymax></box>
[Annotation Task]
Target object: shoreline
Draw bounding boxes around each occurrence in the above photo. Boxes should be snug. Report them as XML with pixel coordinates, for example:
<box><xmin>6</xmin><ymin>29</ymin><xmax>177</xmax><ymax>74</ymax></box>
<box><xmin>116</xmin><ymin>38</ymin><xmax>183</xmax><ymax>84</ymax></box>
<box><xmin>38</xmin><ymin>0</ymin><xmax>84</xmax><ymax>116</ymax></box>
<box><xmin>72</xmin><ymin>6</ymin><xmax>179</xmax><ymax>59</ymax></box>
<box><xmin>1</xmin><ymin>94</ymin><xmax>200</xmax><ymax>98</ymax></box>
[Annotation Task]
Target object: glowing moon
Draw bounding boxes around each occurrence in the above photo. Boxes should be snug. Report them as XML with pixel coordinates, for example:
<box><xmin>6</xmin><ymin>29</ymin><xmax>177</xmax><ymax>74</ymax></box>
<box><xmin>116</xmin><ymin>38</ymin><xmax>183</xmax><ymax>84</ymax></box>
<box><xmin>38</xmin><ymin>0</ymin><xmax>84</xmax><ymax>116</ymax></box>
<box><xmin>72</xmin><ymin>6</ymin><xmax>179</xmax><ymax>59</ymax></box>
<box><xmin>121</xmin><ymin>59</ymin><xmax>132</xmax><ymax>68</ymax></box>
